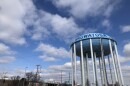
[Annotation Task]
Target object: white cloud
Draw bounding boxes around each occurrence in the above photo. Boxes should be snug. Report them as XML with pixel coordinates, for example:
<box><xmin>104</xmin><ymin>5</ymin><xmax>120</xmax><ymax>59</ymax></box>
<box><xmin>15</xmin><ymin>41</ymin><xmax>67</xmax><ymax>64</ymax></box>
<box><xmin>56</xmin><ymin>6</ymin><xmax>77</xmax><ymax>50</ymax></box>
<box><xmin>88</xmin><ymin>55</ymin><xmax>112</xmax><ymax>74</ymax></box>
<box><xmin>103</xmin><ymin>0</ymin><xmax>120</xmax><ymax>17</ymax></box>
<box><xmin>102</xmin><ymin>19</ymin><xmax>111</xmax><ymax>28</ymax></box>
<box><xmin>0</xmin><ymin>43</ymin><xmax>16</xmax><ymax>64</ymax></box>
<box><xmin>48</xmin><ymin>54</ymin><xmax>130</xmax><ymax>71</ymax></box>
<box><xmin>0</xmin><ymin>0</ymin><xmax>28</xmax><ymax>45</ymax></box>
<box><xmin>48</xmin><ymin>61</ymin><xmax>81</xmax><ymax>71</ymax></box>
<box><xmin>27</xmin><ymin>11</ymin><xmax>51</xmax><ymax>40</ymax></box>
<box><xmin>0</xmin><ymin>0</ymin><xmax>96</xmax><ymax>44</ymax></box>
<box><xmin>53</xmin><ymin>0</ymin><xmax>120</xmax><ymax>18</ymax></box>
<box><xmin>0</xmin><ymin>0</ymin><xmax>120</xmax><ymax>45</ymax></box>
<box><xmin>123</xmin><ymin>42</ymin><xmax>130</xmax><ymax>56</ymax></box>
<box><xmin>22</xmin><ymin>1</ymin><xmax>95</xmax><ymax>43</ymax></box>
<box><xmin>39</xmin><ymin>55</ymin><xmax>57</xmax><ymax>62</ymax></box>
<box><xmin>35</xmin><ymin>43</ymin><xmax>70</xmax><ymax>62</ymax></box>
<box><xmin>0</xmin><ymin>43</ymin><xmax>15</xmax><ymax>55</ymax></box>
<box><xmin>18</xmin><ymin>1</ymin><xmax>85</xmax><ymax>43</ymax></box>
<box><xmin>118</xmin><ymin>55</ymin><xmax>130</xmax><ymax>63</ymax></box>
<box><xmin>121</xmin><ymin>65</ymin><xmax>130</xmax><ymax>85</ymax></box>
<box><xmin>121</xmin><ymin>25</ymin><xmax>130</xmax><ymax>33</ymax></box>
<box><xmin>48</xmin><ymin>56</ymin><xmax>130</xmax><ymax>84</ymax></box>
<box><xmin>0</xmin><ymin>56</ymin><xmax>15</xmax><ymax>64</ymax></box>
<box><xmin>122</xmin><ymin>65</ymin><xmax>130</xmax><ymax>72</ymax></box>
<box><xmin>30</xmin><ymin>11</ymin><xmax>84</xmax><ymax>43</ymax></box>
<box><xmin>31</xmin><ymin>27</ymin><xmax>50</xmax><ymax>40</ymax></box>
<box><xmin>51</xmin><ymin>14</ymin><xmax>84</xmax><ymax>43</ymax></box>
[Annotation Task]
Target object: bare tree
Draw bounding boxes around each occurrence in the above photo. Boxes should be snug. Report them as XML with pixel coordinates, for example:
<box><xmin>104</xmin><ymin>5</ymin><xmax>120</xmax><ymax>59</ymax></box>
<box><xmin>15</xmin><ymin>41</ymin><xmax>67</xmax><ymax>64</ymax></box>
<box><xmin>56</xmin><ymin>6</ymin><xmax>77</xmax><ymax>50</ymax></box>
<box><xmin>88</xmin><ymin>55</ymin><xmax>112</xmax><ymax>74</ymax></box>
<box><xmin>0</xmin><ymin>72</ymin><xmax>7</xmax><ymax>79</ymax></box>
<box><xmin>26</xmin><ymin>72</ymin><xmax>34</xmax><ymax>81</ymax></box>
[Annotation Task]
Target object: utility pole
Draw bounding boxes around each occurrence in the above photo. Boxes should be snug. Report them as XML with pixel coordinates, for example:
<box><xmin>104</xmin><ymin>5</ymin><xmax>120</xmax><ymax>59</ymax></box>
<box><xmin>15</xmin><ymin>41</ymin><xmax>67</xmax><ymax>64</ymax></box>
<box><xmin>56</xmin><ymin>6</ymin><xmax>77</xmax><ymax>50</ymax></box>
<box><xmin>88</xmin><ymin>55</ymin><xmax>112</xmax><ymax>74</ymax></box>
<box><xmin>36</xmin><ymin>65</ymin><xmax>40</xmax><ymax>82</ymax></box>
<box><xmin>39</xmin><ymin>65</ymin><xmax>42</xmax><ymax>81</ymax></box>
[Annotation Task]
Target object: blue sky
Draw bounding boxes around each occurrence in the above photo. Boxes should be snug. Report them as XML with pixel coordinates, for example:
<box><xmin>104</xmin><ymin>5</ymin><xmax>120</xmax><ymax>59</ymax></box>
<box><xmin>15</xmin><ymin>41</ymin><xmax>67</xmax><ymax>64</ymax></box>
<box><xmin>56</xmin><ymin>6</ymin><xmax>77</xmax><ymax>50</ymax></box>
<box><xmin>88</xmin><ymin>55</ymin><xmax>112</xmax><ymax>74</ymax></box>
<box><xmin>0</xmin><ymin>0</ymin><xmax>130</xmax><ymax>84</ymax></box>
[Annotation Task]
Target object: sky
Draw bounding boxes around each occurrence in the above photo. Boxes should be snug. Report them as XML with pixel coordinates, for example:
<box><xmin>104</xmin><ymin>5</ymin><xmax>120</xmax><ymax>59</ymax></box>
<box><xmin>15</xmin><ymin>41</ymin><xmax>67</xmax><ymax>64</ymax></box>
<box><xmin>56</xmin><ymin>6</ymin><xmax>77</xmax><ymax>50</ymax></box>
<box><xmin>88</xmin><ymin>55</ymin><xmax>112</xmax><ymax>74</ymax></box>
<box><xmin>0</xmin><ymin>0</ymin><xmax>130</xmax><ymax>85</ymax></box>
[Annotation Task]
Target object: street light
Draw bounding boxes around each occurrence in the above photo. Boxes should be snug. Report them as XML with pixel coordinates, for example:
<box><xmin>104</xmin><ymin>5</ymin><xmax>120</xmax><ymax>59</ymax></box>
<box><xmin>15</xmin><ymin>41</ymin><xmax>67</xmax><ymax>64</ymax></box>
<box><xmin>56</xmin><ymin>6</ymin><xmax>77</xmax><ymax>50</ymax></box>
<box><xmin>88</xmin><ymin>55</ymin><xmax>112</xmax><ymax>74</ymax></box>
<box><xmin>25</xmin><ymin>67</ymin><xmax>28</xmax><ymax>76</ymax></box>
<box><xmin>61</xmin><ymin>70</ymin><xmax>62</xmax><ymax>84</ymax></box>
<box><xmin>23</xmin><ymin>67</ymin><xmax>28</xmax><ymax>86</ymax></box>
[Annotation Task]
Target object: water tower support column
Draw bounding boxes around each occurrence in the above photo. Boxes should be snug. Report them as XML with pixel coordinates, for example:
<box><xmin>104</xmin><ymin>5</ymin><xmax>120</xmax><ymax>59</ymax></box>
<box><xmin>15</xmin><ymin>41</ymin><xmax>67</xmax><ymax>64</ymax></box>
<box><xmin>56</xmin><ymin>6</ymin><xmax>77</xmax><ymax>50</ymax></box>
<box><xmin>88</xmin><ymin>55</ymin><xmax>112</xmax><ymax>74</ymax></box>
<box><xmin>83</xmin><ymin>55</ymin><xmax>87</xmax><ymax>86</ymax></box>
<box><xmin>99</xmin><ymin>58</ymin><xmax>104</xmax><ymax>86</ymax></box>
<box><xmin>109</xmin><ymin>39</ymin><xmax>118</xmax><ymax>84</ymax></box>
<box><xmin>103</xmin><ymin>55</ymin><xmax>109</xmax><ymax>85</ymax></box>
<box><xmin>86</xmin><ymin>53</ymin><xmax>90</xmax><ymax>86</ymax></box>
<box><xmin>114</xmin><ymin>42</ymin><xmax>124</xmax><ymax>86</ymax></box>
<box><xmin>107</xmin><ymin>55</ymin><xmax>114</xmax><ymax>85</ymax></box>
<box><xmin>80</xmin><ymin>41</ymin><xmax>85</xmax><ymax>86</ymax></box>
<box><xmin>94</xmin><ymin>52</ymin><xmax>98</xmax><ymax>86</ymax></box>
<box><xmin>74</xmin><ymin>43</ymin><xmax>77</xmax><ymax>86</ymax></box>
<box><xmin>71</xmin><ymin>47</ymin><xmax>74</xmax><ymax>86</ymax></box>
<box><xmin>113</xmin><ymin>50</ymin><xmax>121</xmax><ymax>85</ymax></box>
<box><xmin>100</xmin><ymin>39</ymin><xmax>108</xmax><ymax>86</ymax></box>
<box><xmin>90</xmin><ymin>39</ymin><xmax>96</xmax><ymax>86</ymax></box>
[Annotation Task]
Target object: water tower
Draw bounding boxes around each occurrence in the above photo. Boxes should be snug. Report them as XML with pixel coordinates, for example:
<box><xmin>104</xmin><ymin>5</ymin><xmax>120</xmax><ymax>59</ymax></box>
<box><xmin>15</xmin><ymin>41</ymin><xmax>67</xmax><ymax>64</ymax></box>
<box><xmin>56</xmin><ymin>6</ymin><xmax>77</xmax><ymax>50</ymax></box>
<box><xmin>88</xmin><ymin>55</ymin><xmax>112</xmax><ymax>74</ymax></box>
<box><xmin>70</xmin><ymin>33</ymin><xmax>124</xmax><ymax>86</ymax></box>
